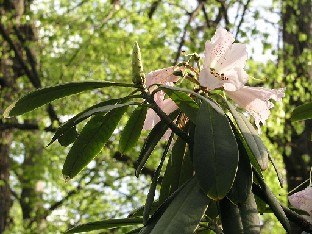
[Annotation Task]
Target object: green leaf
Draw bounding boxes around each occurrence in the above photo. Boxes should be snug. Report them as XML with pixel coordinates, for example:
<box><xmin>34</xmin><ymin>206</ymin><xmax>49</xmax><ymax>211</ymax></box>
<box><xmin>64</xmin><ymin>218</ymin><xmax>143</xmax><ymax>233</ymax></box>
<box><xmin>119</xmin><ymin>106</ymin><xmax>147</xmax><ymax>154</ymax></box>
<box><xmin>291</xmin><ymin>102</ymin><xmax>312</xmax><ymax>121</ymax></box>
<box><xmin>143</xmin><ymin>135</ymin><xmax>173</xmax><ymax>225</ymax></box>
<box><xmin>253</xmin><ymin>170</ymin><xmax>290</xmax><ymax>232</ymax></box>
<box><xmin>227</xmin><ymin>135</ymin><xmax>252</xmax><ymax>204</ymax></box>
<box><xmin>135</xmin><ymin>111</ymin><xmax>179</xmax><ymax>177</ymax></box>
<box><xmin>220</xmin><ymin>197</ymin><xmax>243</xmax><ymax>233</ymax></box>
<box><xmin>158</xmin><ymin>135</ymin><xmax>187</xmax><ymax>204</ymax></box>
<box><xmin>150</xmin><ymin>177</ymin><xmax>210</xmax><ymax>234</ymax></box>
<box><xmin>48</xmin><ymin>98</ymin><xmax>136</xmax><ymax>146</ymax></box>
<box><xmin>238</xmin><ymin>191</ymin><xmax>261</xmax><ymax>234</ymax></box>
<box><xmin>194</xmin><ymin>101</ymin><xmax>239</xmax><ymax>200</ymax></box>
<box><xmin>57</xmin><ymin>127</ymin><xmax>78</xmax><ymax>146</ymax></box>
<box><xmin>158</xmin><ymin>84</ymin><xmax>224</xmax><ymax>114</ymax></box>
<box><xmin>3</xmin><ymin>81</ymin><xmax>135</xmax><ymax>117</ymax></box>
<box><xmin>62</xmin><ymin>106</ymin><xmax>127</xmax><ymax>179</ymax></box>
<box><xmin>161</xmin><ymin>87</ymin><xmax>199</xmax><ymax>122</ymax></box>
<box><xmin>226</xmin><ymin>101</ymin><xmax>269</xmax><ymax>171</ymax></box>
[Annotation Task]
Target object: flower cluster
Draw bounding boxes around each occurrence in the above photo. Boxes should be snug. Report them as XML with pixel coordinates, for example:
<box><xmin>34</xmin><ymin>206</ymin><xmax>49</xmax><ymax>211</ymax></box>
<box><xmin>143</xmin><ymin>28</ymin><xmax>285</xmax><ymax>134</ymax></box>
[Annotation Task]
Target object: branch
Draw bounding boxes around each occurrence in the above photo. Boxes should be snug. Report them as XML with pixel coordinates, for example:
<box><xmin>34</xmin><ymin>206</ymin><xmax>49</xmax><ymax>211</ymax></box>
<box><xmin>0</xmin><ymin>23</ymin><xmax>40</xmax><ymax>88</ymax></box>
<box><xmin>235</xmin><ymin>0</ymin><xmax>251</xmax><ymax>39</ymax></box>
<box><xmin>0</xmin><ymin>122</ymin><xmax>56</xmax><ymax>132</ymax></box>
<box><xmin>148</xmin><ymin>0</ymin><xmax>161</xmax><ymax>19</ymax></box>
<box><xmin>174</xmin><ymin>1</ymin><xmax>205</xmax><ymax>64</ymax></box>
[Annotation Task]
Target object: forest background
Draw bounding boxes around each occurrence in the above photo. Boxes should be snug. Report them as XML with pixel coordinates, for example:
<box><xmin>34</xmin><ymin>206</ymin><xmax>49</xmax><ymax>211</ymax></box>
<box><xmin>0</xmin><ymin>0</ymin><xmax>311</xmax><ymax>233</ymax></box>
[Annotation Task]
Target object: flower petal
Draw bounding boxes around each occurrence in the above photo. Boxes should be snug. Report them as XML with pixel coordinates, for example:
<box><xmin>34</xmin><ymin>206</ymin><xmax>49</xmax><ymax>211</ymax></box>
<box><xmin>146</xmin><ymin>66</ymin><xmax>181</xmax><ymax>88</ymax></box>
<box><xmin>216</xmin><ymin>43</ymin><xmax>248</xmax><ymax>72</ymax></box>
<box><xmin>204</xmin><ymin>28</ymin><xmax>235</xmax><ymax>68</ymax></box>
<box><xmin>143</xmin><ymin>108</ymin><xmax>160</xmax><ymax>130</ymax></box>
<box><xmin>226</xmin><ymin>86</ymin><xmax>285</xmax><ymax>132</ymax></box>
<box><xmin>199</xmin><ymin>68</ymin><xmax>223</xmax><ymax>90</ymax></box>
<box><xmin>289</xmin><ymin>187</ymin><xmax>312</xmax><ymax>216</ymax></box>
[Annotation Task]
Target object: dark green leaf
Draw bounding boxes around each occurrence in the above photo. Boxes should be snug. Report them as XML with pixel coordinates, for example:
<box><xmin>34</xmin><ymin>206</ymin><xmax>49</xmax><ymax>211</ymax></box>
<box><xmin>58</xmin><ymin>127</ymin><xmax>78</xmax><ymax>146</ymax></box>
<box><xmin>3</xmin><ymin>81</ymin><xmax>135</xmax><ymax>117</ymax></box>
<box><xmin>119</xmin><ymin>106</ymin><xmax>147</xmax><ymax>154</ymax></box>
<box><xmin>150</xmin><ymin>177</ymin><xmax>210</xmax><ymax>234</ymax></box>
<box><xmin>226</xmin><ymin>101</ymin><xmax>269</xmax><ymax>171</ymax></box>
<box><xmin>135</xmin><ymin>111</ymin><xmax>179</xmax><ymax>177</ymax></box>
<box><xmin>291</xmin><ymin>102</ymin><xmax>312</xmax><ymax>121</ymax></box>
<box><xmin>48</xmin><ymin>98</ymin><xmax>135</xmax><ymax>146</ymax></box>
<box><xmin>227</xmin><ymin>136</ymin><xmax>252</xmax><ymax>204</ymax></box>
<box><xmin>205</xmin><ymin>200</ymin><xmax>219</xmax><ymax>219</ymax></box>
<box><xmin>194</xmin><ymin>101</ymin><xmax>238</xmax><ymax>200</ymax></box>
<box><xmin>158</xmin><ymin>84</ymin><xmax>224</xmax><ymax>114</ymax></box>
<box><xmin>62</xmin><ymin>106</ymin><xmax>127</xmax><ymax>179</ymax></box>
<box><xmin>239</xmin><ymin>191</ymin><xmax>261</xmax><ymax>234</ymax></box>
<box><xmin>161</xmin><ymin>87</ymin><xmax>199</xmax><ymax>122</ymax></box>
<box><xmin>143</xmin><ymin>135</ymin><xmax>173</xmax><ymax>225</ymax></box>
<box><xmin>220</xmin><ymin>197</ymin><xmax>243</xmax><ymax>234</ymax></box>
<box><xmin>158</xmin><ymin>136</ymin><xmax>187</xmax><ymax>204</ymax></box>
<box><xmin>65</xmin><ymin>218</ymin><xmax>142</xmax><ymax>233</ymax></box>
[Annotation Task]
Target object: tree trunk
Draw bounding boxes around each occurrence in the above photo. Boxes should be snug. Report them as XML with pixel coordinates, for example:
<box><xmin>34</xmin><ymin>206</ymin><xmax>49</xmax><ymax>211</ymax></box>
<box><xmin>281</xmin><ymin>0</ymin><xmax>312</xmax><ymax>233</ymax></box>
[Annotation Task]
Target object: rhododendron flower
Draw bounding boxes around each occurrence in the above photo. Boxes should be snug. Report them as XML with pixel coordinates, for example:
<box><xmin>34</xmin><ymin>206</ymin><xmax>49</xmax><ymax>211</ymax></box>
<box><xmin>199</xmin><ymin>27</ymin><xmax>248</xmax><ymax>91</ymax></box>
<box><xmin>143</xmin><ymin>66</ymin><xmax>182</xmax><ymax>130</ymax></box>
<box><xmin>226</xmin><ymin>86</ymin><xmax>285</xmax><ymax>132</ymax></box>
<box><xmin>289</xmin><ymin>186</ymin><xmax>312</xmax><ymax>223</ymax></box>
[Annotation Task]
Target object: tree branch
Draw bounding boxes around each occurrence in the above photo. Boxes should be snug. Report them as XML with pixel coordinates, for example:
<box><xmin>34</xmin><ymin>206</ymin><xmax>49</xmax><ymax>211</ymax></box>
<box><xmin>174</xmin><ymin>1</ymin><xmax>205</xmax><ymax>64</ymax></box>
<box><xmin>0</xmin><ymin>122</ymin><xmax>56</xmax><ymax>132</ymax></box>
<box><xmin>235</xmin><ymin>0</ymin><xmax>251</xmax><ymax>39</ymax></box>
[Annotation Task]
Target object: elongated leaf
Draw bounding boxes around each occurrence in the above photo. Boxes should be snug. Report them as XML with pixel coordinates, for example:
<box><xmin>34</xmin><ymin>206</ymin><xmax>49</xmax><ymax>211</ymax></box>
<box><xmin>119</xmin><ymin>106</ymin><xmax>147</xmax><ymax>154</ymax></box>
<box><xmin>135</xmin><ymin>111</ymin><xmax>179</xmax><ymax>177</ymax></box>
<box><xmin>58</xmin><ymin>127</ymin><xmax>78</xmax><ymax>146</ymax></box>
<box><xmin>143</xmin><ymin>135</ymin><xmax>173</xmax><ymax>225</ymax></box>
<box><xmin>62</xmin><ymin>106</ymin><xmax>127</xmax><ymax>179</ymax></box>
<box><xmin>291</xmin><ymin>102</ymin><xmax>312</xmax><ymax>121</ymax></box>
<box><xmin>161</xmin><ymin>87</ymin><xmax>199</xmax><ymax>122</ymax></box>
<box><xmin>158</xmin><ymin>85</ymin><xmax>224</xmax><ymax>114</ymax></box>
<box><xmin>150</xmin><ymin>177</ymin><xmax>210</xmax><ymax>234</ymax></box>
<box><xmin>65</xmin><ymin>218</ymin><xmax>143</xmax><ymax>233</ymax></box>
<box><xmin>226</xmin><ymin>101</ymin><xmax>268</xmax><ymax>170</ymax></box>
<box><xmin>220</xmin><ymin>197</ymin><xmax>243</xmax><ymax>234</ymax></box>
<box><xmin>3</xmin><ymin>81</ymin><xmax>135</xmax><ymax>117</ymax></box>
<box><xmin>227</xmin><ymin>136</ymin><xmax>252</xmax><ymax>204</ymax></box>
<box><xmin>253</xmin><ymin>169</ymin><xmax>290</xmax><ymax>232</ymax></box>
<box><xmin>194</xmin><ymin>101</ymin><xmax>238</xmax><ymax>200</ymax></box>
<box><xmin>158</xmin><ymin>135</ymin><xmax>187</xmax><ymax>204</ymax></box>
<box><xmin>48</xmin><ymin>98</ymin><xmax>135</xmax><ymax>146</ymax></box>
<box><xmin>239</xmin><ymin>191</ymin><xmax>261</xmax><ymax>234</ymax></box>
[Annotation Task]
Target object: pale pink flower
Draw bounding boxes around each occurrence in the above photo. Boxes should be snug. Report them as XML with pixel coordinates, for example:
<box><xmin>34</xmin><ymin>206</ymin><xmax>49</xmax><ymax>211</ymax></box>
<box><xmin>199</xmin><ymin>28</ymin><xmax>249</xmax><ymax>91</ymax></box>
<box><xmin>143</xmin><ymin>67</ymin><xmax>181</xmax><ymax>130</ymax></box>
<box><xmin>289</xmin><ymin>186</ymin><xmax>312</xmax><ymax>223</ymax></box>
<box><xmin>226</xmin><ymin>86</ymin><xmax>285</xmax><ymax>132</ymax></box>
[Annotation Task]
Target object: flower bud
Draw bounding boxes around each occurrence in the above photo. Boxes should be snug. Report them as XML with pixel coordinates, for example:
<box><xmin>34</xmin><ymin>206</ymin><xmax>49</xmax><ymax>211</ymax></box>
<box><xmin>132</xmin><ymin>42</ymin><xmax>145</xmax><ymax>86</ymax></box>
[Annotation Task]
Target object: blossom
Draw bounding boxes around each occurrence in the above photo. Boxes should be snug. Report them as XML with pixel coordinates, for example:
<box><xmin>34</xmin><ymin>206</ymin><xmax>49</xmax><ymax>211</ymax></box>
<box><xmin>143</xmin><ymin>66</ymin><xmax>182</xmax><ymax>130</ymax></box>
<box><xmin>199</xmin><ymin>27</ymin><xmax>248</xmax><ymax>91</ymax></box>
<box><xmin>226</xmin><ymin>86</ymin><xmax>285</xmax><ymax>132</ymax></box>
<box><xmin>289</xmin><ymin>186</ymin><xmax>312</xmax><ymax>223</ymax></box>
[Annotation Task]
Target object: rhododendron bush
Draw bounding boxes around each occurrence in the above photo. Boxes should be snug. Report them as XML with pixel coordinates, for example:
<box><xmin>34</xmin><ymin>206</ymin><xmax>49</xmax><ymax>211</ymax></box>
<box><xmin>4</xmin><ymin>28</ymin><xmax>312</xmax><ymax>233</ymax></box>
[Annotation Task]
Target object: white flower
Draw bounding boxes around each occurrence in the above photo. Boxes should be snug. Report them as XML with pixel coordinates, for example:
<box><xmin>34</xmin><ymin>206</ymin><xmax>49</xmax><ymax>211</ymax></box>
<box><xmin>199</xmin><ymin>27</ymin><xmax>249</xmax><ymax>91</ymax></box>
<box><xmin>143</xmin><ymin>67</ymin><xmax>182</xmax><ymax>130</ymax></box>
<box><xmin>226</xmin><ymin>86</ymin><xmax>285</xmax><ymax>132</ymax></box>
<box><xmin>289</xmin><ymin>186</ymin><xmax>312</xmax><ymax>223</ymax></box>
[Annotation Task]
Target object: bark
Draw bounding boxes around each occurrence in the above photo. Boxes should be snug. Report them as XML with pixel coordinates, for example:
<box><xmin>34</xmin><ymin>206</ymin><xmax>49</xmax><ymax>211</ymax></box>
<box><xmin>281</xmin><ymin>0</ymin><xmax>312</xmax><ymax>233</ymax></box>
